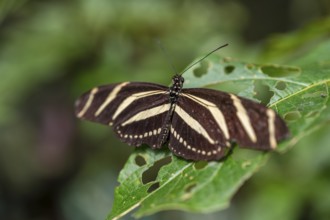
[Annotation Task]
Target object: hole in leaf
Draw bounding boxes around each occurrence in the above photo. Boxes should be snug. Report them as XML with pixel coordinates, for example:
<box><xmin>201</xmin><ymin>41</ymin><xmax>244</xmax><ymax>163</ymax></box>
<box><xmin>147</xmin><ymin>182</ymin><xmax>160</xmax><ymax>193</ymax></box>
<box><xmin>194</xmin><ymin>161</ymin><xmax>208</xmax><ymax>170</ymax></box>
<box><xmin>275</xmin><ymin>81</ymin><xmax>287</xmax><ymax>90</ymax></box>
<box><xmin>181</xmin><ymin>182</ymin><xmax>197</xmax><ymax>200</ymax></box>
<box><xmin>284</xmin><ymin>111</ymin><xmax>301</xmax><ymax>121</ymax></box>
<box><xmin>142</xmin><ymin>156</ymin><xmax>172</xmax><ymax>184</ymax></box>
<box><xmin>260</xmin><ymin>65</ymin><xmax>300</xmax><ymax>77</ymax></box>
<box><xmin>224</xmin><ymin>65</ymin><xmax>235</xmax><ymax>74</ymax></box>
<box><xmin>184</xmin><ymin>183</ymin><xmax>197</xmax><ymax>193</ymax></box>
<box><xmin>193</xmin><ymin>61</ymin><xmax>208</xmax><ymax>77</ymax></box>
<box><xmin>253</xmin><ymin>81</ymin><xmax>274</xmax><ymax>105</ymax></box>
<box><xmin>135</xmin><ymin>155</ymin><xmax>146</xmax><ymax>166</ymax></box>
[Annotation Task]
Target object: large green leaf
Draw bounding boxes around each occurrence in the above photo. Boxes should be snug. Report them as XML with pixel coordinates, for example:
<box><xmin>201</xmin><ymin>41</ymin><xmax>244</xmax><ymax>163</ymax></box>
<box><xmin>107</xmin><ymin>41</ymin><xmax>330</xmax><ymax>219</ymax></box>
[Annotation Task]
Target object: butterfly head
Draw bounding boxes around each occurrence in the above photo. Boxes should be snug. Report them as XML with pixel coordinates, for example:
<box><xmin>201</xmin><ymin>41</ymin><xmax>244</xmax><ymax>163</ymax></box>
<box><xmin>171</xmin><ymin>74</ymin><xmax>184</xmax><ymax>91</ymax></box>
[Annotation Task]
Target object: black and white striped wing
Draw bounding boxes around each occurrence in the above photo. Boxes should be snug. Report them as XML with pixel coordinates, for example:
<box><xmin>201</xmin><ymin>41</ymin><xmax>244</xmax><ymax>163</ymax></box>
<box><xmin>75</xmin><ymin>82</ymin><xmax>170</xmax><ymax>148</ymax></box>
<box><xmin>168</xmin><ymin>88</ymin><xmax>289</xmax><ymax>161</ymax></box>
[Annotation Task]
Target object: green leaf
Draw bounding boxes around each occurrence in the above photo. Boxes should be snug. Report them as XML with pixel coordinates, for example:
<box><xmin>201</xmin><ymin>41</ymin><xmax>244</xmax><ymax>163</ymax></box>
<box><xmin>259</xmin><ymin>17</ymin><xmax>330</xmax><ymax>63</ymax></box>
<box><xmin>108</xmin><ymin>40</ymin><xmax>330</xmax><ymax>219</ymax></box>
<box><xmin>108</xmin><ymin>148</ymin><xmax>267</xmax><ymax>220</ymax></box>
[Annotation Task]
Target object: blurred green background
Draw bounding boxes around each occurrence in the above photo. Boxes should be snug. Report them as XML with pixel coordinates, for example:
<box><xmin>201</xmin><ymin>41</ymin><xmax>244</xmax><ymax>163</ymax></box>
<box><xmin>0</xmin><ymin>0</ymin><xmax>330</xmax><ymax>220</ymax></box>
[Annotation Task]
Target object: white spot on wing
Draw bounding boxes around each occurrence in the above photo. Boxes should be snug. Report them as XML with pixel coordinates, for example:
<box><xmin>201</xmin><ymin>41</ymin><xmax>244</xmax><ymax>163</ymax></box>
<box><xmin>172</xmin><ymin>129</ymin><xmax>177</xmax><ymax>138</ymax></box>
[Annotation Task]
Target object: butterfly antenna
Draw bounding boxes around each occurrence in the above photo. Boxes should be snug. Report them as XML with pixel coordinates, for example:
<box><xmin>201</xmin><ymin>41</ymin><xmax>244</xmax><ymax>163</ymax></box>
<box><xmin>180</xmin><ymin>43</ymin><xmax>228</xmax><ymax>75</ymax></box>
<box><xmin>156</xmin><ymin>39</ymin><xmax>179</xmax><ymax>75</ymax></box>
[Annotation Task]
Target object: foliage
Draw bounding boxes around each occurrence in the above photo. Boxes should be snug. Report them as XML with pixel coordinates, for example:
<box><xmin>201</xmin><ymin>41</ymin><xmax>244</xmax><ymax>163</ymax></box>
<box><xmin>108</xmin><ymin>39</ymin><xmax>330</xmax><ymax>219</ymax></box>
<box><xmin>0</xmin><ymin>1</ymin><xmax>330</xmax><ymax>220</ymax></box>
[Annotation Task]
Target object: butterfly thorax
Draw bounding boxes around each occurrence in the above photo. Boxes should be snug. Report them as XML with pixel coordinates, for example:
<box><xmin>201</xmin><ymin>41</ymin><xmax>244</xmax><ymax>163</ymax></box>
<box><xmin>169</xmin><ymin>74</ymin><xmax>184</xmax><ymax>103</ymax></box>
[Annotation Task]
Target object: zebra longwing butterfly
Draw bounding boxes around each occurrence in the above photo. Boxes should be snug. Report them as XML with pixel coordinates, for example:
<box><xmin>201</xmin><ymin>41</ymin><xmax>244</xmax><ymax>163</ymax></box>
<box><xmin>75</xmin><ymin>72</ymin><xmax>289</xmax><ymax>161</ymax></box>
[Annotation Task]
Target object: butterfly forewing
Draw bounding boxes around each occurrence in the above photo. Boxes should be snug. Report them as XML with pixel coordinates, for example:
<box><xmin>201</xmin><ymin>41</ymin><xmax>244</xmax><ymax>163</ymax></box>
<box><xmin>75</xmin><ymin>82</ymin><xmax>170</xmax><ymax>148</ymax></box>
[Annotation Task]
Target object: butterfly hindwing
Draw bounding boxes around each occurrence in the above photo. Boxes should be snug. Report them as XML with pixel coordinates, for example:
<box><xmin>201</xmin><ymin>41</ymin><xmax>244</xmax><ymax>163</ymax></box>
<box><xmin>180</xmin><ymin>88</ymin><xmax>289</xmax><ymax>151</ymax></box>
<box><xmin>75</xmin><ymin>82</ymin><xmax>170</xmax><ymax>148</ymax></box>
<box><xmin>169</xmin><ymin>100</ymin><xmax>226</xmax><ymax>160</ymax></box>
<box><xmin>169</xmin><ymin>93</ymin><xmax>229</xmax><ymax>161</ymax></box>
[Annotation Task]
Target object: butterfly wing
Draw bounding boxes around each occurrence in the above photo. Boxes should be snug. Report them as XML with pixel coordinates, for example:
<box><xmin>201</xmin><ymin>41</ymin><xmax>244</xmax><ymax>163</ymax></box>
<box><xmin>75</xmin><ymin>82</ymin><xmax>171</xmax><ymax>148</ymax></box>
<box><xmin>168</xmin><ymin>90</ymin><xmax>229</xmax><ymax>161</ymax></box>
<box><xmin>168</xmin><ymin>88</ymin><xmax>289</xmax><ymax>161</ymax></box>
